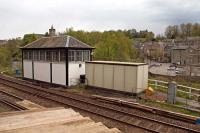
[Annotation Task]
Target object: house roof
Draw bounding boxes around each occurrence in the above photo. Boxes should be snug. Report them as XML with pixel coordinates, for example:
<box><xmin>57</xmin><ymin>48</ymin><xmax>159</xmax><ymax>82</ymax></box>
<box><xmin>22</xmin><ymin>35</ymin><xmax>94</xmax><ymax>49</ymax></box>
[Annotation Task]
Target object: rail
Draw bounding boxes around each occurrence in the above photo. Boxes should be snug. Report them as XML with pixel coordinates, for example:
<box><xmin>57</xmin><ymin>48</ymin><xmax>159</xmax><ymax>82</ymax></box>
<box><xmin>0</xmin><ymin>75</ymin><xmax>199</xmax><ymax>132</ymax></box>
<box><xmin>148</xmin><ymin>79</ymin><xmax>200</xmax><ymax>100</ymax></box>
<box><xmin>0</xmin><ymin>99</ymin><xmax>26</xmax><ymax>111</ymax></box>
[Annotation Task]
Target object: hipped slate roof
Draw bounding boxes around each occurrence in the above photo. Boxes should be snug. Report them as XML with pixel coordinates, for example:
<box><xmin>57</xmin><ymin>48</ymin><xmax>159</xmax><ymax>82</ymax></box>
<box><xmin>22</xmin><ymin>36</ymin><xmax>94</xmax><ymax>49</ymax></box>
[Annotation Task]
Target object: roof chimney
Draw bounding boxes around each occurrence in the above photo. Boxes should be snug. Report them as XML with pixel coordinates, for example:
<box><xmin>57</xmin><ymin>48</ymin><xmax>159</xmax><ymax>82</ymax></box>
<box><xmin>49</xmin><ymin>25</ymin><xmax>56</xmax><ymax>36</ymax></box>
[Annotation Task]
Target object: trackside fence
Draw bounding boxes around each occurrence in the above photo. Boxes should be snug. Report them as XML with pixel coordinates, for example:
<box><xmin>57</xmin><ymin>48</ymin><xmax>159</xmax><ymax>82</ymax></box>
<box><xmin>148</xmin><ymin>79</ymin><xmax>200</xmax><ymax>102</ymax></box>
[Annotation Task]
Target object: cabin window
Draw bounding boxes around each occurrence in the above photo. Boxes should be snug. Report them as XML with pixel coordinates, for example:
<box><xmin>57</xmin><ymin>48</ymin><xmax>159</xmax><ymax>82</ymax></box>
<box><xmin>28</xmin><ymin>51</ymin><xmax>33</xmax><ymax>60</ymax></box>
<box><xmin>40</xmin><ymin>50</ymin><xmax>46</xmax><ymax>61</ymax></box>
<box><xmin>76</xmin><ymin>51</ymin><xmax>82</xmax><ymax>61</ymax></box>
<box><xmin>68</xmin><ymin>50</ymin><xmax>90</xmax><ymax>62</ymax></box>
<box><xmin>69</xmin><ymin>51</ymin><xmax>75</xmax><ymax>61</ymax></box>
<box><xmin>83</xmin><ymin>51</ymin><xmax>90</xmax><ymax>61</ymax></box>
<box><xmin>23</xmin><ymin>51</ymin><xmax>29</xmax><ymax>60</ymax></box>
<box><xmin>60</xmin><ymin>50</ymin><xmax>66</xmax><ymax>62</ymax></box>
<box><xmin>52</xmin><ymin>50</ymin><xmax>59</xmax><ymax>62</ymax></box>
<box><xmin>46</xmin><ymin>51</ymin><xmax>51</xmax><ymax>61</ymax></box>
<box><xmin>33</xmin><ymin>51</ymin><xmax>40</xmax><ymax>61</ymax></box>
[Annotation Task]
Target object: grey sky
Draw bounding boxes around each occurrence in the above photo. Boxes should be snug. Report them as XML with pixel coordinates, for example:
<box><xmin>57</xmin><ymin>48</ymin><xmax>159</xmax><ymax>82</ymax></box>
<box><xmin>0</xmin><ymin>0</ymin><xmax>200</xmax><ymax>39</ymax></box>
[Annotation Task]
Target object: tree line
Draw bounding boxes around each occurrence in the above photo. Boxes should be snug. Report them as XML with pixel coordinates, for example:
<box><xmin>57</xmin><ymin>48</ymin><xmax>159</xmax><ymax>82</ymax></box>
<box><xmin>61</xmin><ymin>28</ymin><xmax>141</xmax><ymax>61</ymax></box>
<box><xmin>165</xmin><ymin>23</ymin><xmax>200</xmax><ymax>39</ymax></box>
<box><xmin>1</xmin><ymin>28</ymin><xmax>149</xmax><ymax>71</ymax></box>
<box><xmin>4</xmin><ymin>23</ymin><xmax>194</xmax><ymax>71</ymax></box>
<box><xmin>0</xmin><ymin>39</ymin><xmax>22</xmax><ymax>68</ymax></box>
<box><xmin>0</xmin><ymin>34</ymin><xmax>39</xmax><ymax>71</ymax></box>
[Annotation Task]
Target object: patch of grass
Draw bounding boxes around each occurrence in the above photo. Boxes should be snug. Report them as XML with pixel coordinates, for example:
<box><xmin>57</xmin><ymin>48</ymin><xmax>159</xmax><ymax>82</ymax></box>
<box><xmin>0</xmin><ymin>66</ymin><xmax>22</xmax><ymax>77</ymax></box>
<box><xmin>0</xmin><ymin>66</ymin><xmax>13</xmax><ymax>75</ymax></box>
<box><xmin>176</xmin><ymin>91</ymin><xmax>189</xmax><ymax>99</ymax></box>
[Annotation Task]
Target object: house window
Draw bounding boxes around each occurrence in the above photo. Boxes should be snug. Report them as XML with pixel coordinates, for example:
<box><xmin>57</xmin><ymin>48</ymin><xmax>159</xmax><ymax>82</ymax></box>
<box><xmin>46</xmin><ymin>51</ymin><xmax>51</xmax><ymax>61</ymax></box>
<box><xmin>60</xmin><ymin>50</ymin><xmax>66</xmax><ymax>62</ymax></box>
<box><xmin>40</xmin><ymin>50</ymin><xmax>45</xmax><ymax>61</ymax></box>
<box><xmin>52</xmin><ymin>50</ymin><xmax>59</xmax><ymax>62</ymax></box>
<box><xmin>69</xmin><ymin>51</ymin><xmax>75</xmax><ymax>61</ymax></box>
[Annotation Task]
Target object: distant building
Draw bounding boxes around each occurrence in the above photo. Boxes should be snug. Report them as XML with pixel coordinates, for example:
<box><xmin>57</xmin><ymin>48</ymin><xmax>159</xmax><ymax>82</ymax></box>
<box><xmin>154</xmin><ymin>37</ymin><xmax>200</xmax><ymax>63</ymax></box>
<box><xmin>21</xmin><ymin>26</ymin><xmax>94</xmax><ymax>86</ymax></box>
<box><xmin>143</xmin><ymin>41</ymin><xmax>164</xmax><ymax>62</ymax></box>
<box><xmin>163</xmin><ymin>45</ymin><xmax>173</xmax><ymax>62</ymax></box>
<box><xmin>0</xmin><ymin>40</ymin><xmax>7</xmax><ymax>45</ymax></box>
<box><xmin>171</xmin><ymin>46</ymin><xmax>200</xmax><ymax>65</ymax></box>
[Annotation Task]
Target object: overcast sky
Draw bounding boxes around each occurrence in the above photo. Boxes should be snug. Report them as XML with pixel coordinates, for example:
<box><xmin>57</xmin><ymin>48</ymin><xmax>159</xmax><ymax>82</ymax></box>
<box><xmin>0</xmin><ymin>0</ymin><xmax>200</xmax><ymax>39</ymax></box>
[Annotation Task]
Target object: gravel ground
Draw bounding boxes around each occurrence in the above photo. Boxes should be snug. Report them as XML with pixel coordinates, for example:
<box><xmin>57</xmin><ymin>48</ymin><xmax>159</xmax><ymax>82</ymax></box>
<box><xmin>0</xmin><ymin>77</ymin><xmax>199</xmax><ymax>133</ymax></box>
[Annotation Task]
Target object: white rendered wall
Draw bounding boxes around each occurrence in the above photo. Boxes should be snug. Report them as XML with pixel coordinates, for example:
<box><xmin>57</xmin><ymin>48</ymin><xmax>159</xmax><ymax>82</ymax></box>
<box><xmin>34</xmin><ymin>62</ymin><xmax>50</xmax><ymax>82</ymax></box>
<box><xmin>68</xmin><ymin>62</ymin><xmax>85</xmax><ymax>86</ymax></box>
<box><xmin>23</xmin><ymin>60</ymin><xmax>33</xmax><ymax>79</ymax></box>
<box><xmin>52</xmin><ymin>63</ymin><xmax>66</xmax><ymax>85</ymax></box>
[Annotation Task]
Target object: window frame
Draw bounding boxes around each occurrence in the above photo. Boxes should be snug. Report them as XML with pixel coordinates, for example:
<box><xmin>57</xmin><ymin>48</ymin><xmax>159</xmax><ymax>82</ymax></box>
<box><xmin>46</xmin><ymin>50</ymin><xmax>52</xmax><ymax>62</ymax></box>
<box><xmin>52</xmin><ymin>50</ymin><xmax>59</xmax><ymax>62</ymax></box>
<box><xmin>60</xmin><ymin>50</ymin><xmax>66</xmax><ymax>62</ymax></box>
<box><xmin>40</xmin><ymin>50</ymin><xmax>46</xmax><ymax>61</ymax></box>
<box><xmin>33</xmin><ymin>50</ymin><xmax>40</xmax><ymax>61</ymax></box>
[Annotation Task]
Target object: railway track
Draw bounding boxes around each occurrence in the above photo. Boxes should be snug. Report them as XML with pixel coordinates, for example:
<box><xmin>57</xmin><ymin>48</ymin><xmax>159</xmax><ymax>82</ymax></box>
<box><xmin>0</xmin><ymin>99</ymin><xmax>26</xmax><ymax>111</ymax></box>
<box><xmin>0</xmin><ymin>75</ymin><xmax>199</xmax><ymax>133</ymax></box>
<box><xmin>0</xmin><ymin>90</ymin><xmax>24</xmax><ymax>101</ymax></box>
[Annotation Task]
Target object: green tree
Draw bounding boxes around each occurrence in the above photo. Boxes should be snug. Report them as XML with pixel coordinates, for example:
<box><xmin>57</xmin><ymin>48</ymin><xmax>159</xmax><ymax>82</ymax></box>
<box><xmin>62</xmin><ymin>28</ymin><xmax>142</xmax><ymax>61</ymax></box>
<box><xmin>94</xmin><ymin>31</ymin><xmax>134</xmax><ymax>61</ymax></box>
<box><xmin>22</xmin><ymin>34</ymin><xmax>38</xmax><ymax>46</ymax></box>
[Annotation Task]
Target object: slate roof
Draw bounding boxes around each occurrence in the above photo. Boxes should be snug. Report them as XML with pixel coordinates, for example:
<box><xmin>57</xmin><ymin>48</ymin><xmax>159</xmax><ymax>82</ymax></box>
<box><xmin>22</xmin><ymin>36</ymin><xmax>94</xmax><ymax>49</ymax></box>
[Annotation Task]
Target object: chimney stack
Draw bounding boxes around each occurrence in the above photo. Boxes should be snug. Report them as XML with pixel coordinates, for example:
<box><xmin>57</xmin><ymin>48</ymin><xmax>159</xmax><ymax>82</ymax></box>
<box><xmin>49</xmin><ymin>25</ymin><xmax>56</xmax><ymax>36</ymax></box>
